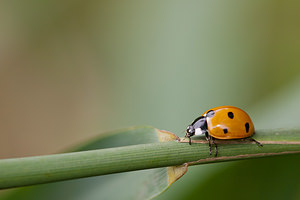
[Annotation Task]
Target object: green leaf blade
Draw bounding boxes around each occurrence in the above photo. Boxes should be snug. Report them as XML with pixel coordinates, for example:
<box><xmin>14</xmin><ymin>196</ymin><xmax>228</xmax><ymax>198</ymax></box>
<box><xmin>2</xmin><ymin>126</ymin><xmax>177</xmax><ymax>200</ymax></box>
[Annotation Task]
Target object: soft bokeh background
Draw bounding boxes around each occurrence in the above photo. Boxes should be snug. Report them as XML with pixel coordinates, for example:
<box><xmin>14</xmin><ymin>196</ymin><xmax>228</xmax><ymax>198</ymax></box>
<box><xmin>1</xmin><ymin>1</ymin><xmax>300</xmax><ymax>199</ymax></box>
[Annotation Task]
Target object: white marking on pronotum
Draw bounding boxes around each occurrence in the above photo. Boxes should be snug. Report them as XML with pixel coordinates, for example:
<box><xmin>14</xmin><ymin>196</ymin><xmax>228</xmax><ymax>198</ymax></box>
<box><xmin>195</xmin><ymin>128</ymin><xmax>204</xmax><ymax>135</ymax></box>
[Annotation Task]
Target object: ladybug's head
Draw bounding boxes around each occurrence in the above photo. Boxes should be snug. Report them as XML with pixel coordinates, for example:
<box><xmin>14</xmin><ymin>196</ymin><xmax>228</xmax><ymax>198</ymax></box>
<box><xmin>186</xmin><ymin>125</ymin><xmax>195</xmax><ymax>138</ymax></box>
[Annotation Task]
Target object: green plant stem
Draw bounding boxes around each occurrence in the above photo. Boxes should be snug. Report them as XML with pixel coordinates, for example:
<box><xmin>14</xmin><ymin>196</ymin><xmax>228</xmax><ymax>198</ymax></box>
<box><xmin>0</xmin><ymin>129</ymin><xmax>299</xmax><ymax>189</ymax></box>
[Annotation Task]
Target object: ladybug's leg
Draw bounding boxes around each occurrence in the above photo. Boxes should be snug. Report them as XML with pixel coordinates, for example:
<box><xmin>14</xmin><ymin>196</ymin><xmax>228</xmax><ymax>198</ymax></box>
<box><xmin>184</xmin><ymin>134</ymin><xmax>192</xmax><ymax>145</ymax></box>
<box><xmin>211</xmin><ymin>137</ymin><xmax>218</xmax><ymax>157</ymax></box>
<box><xmin>205</xmin><ymin>131</ymin><xmax>212</xmax><ymax>155</ymax></box>
<box><xmin>249</xmin><ymin>138</ymin><xmax>263</xmax><ymax>147</ymax></box>
<box><xmin>206</xmin><ymin>136</ymin><xmax>212</xmax><ymax>155</ymax></box>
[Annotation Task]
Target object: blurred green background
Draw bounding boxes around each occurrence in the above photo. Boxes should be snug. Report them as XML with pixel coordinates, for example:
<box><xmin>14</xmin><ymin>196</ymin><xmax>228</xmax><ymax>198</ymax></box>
<box><xmin>0</xmin><ymin>1</ymin><xmax>300</xmax><ymax>199</ymax></box>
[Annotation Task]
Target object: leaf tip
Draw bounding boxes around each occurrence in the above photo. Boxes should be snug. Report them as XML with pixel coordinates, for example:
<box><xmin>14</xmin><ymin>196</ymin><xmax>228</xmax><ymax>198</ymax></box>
<box><xmin>167</xmin><ymin>163</ymin><xmax>188</xmax><ymax>186</ymax></box>
<box><xmin>156</xmin><ymin>129</ymin><xmax>180</xmax><ymax>142</ymax></box>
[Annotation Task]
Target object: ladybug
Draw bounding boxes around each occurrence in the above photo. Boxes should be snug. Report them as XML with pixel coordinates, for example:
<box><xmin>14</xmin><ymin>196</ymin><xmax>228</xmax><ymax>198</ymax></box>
<box><xmin>185</xmin><ymin>106</ymin><xmax>262</xmax><ymax>156</ymax></box>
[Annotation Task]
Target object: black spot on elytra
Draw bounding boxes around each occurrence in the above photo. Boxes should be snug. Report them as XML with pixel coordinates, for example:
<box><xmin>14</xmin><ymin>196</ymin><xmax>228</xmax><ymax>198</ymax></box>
<box><xmin>223</xmin><ymin>128</ymin><xmax>228</xmax><ymax>134</ymax></box>
<box><xmin>245</xmin><ymin>122</ymin><xmax>250</xmax><ymax>133</ymax></box>
<box><xmin>206</xmin><ymin>110</ymin><xmax>215</xmax><ymax>118</ymax></box>
<box><xmin>228</xmin><ymin>112</ymin><xmax>234</xmax><ymax>119</ymax></box>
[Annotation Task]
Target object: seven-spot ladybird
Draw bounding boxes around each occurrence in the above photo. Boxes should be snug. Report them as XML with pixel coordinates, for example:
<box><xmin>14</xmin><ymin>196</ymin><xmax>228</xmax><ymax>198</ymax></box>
<box><xmin>185</xmin><ymin>106</ymin><xmax>262</xmax><ymax>156</ymax></box>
